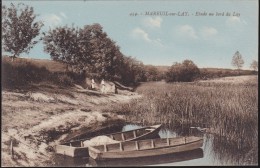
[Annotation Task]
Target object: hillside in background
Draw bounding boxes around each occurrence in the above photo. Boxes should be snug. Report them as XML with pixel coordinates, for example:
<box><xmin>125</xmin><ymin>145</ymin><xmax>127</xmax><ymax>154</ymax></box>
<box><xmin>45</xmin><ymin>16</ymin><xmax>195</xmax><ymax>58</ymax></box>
<box><xmin>153</xmin><ymin>65</ymin><xmax>170</xmax><ymax>73</ymax></box>
<box><xmin>2</xmin><ymin>56</ymin><xmax>67</xmax><ymax>72</ymax></box>
<box><xmin>3</xmin><ymin>55</ymin><xmax>256</xmax><ymax>74</ymax></box>
<box><xmin>2</xmin><ymin>56</ymin><xmax>84</xmax><ymax>89</ymax></box>
<box><xmin>2</xmin><ymin>55</ymin><xmax>257</xmax><ymax>89</ymax></box>
<box><xmin>199</xmin><ymin>67</ymin><xmax>257</xmax><ymax>79</ymax></box>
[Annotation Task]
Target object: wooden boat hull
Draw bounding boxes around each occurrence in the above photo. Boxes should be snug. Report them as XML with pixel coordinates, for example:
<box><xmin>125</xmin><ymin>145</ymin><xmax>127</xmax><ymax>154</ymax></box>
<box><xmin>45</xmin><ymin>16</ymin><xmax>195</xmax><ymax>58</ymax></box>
<box><xmin>89</xmin><ymin>148</ymin><xmax>203</xmax><ymax>166</ymax></box>
<box><xmin>55</xmin><ymin>145</ymin><xmax>88</xmax><ymax>157</ymax></box>
<box><xmin>88</xmin><ymin>136</ymin><xmax>203</xmax><ymax>160</ymax></box>
<box><xmin>55</xmin><ymin>124</ymin><xmax>161</xmax><ymax>157</ymax></box>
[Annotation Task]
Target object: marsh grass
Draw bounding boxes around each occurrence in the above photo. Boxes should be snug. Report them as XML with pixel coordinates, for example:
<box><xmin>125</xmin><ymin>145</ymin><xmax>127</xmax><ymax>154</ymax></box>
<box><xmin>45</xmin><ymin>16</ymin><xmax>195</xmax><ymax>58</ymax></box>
<box><xmin>109</xmin><ymin>77</ymin><xmax>258</xmax><ymax>164</ymax></box>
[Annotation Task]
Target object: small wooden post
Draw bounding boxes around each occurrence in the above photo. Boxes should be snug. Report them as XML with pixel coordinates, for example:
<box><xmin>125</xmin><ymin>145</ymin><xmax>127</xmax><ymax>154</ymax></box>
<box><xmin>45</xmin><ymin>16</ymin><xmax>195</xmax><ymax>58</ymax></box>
<box><xmin>104</xmin><ymin>144</ymin><xmax>107</xmax><ymax>152</ymax></box>
<box><xmin>10</xmin><ymin>139</ymin><xmax>14</xmax><ymax>159</ymax></box>
<box><xmin>184</xmin><ymin>137</ymin><xmax>186</xmax><ymax>143</ymax></box>
<box><xmin>121</xmin><ymin>133</ymin><xmax>125</xmax><ymax>141</ymax></box>
<box><xmin>119</xmin><ymin>142</ymin><xmax>123</xmax><ymax>151</ymax></box>
<box><xmin>133</xmin><ymin>130</ymin><xmax>136</xmax><ymax>138</ymax></box>
<box><xmin>135</xmin><ymin>141</ymin><xmax>139</xmax><ymax>150</ymax></box>
<box><xmin>151</xmin><ymin>139</ymin><xmax>155</xmax><ymax>148</ymax></box>
<box><xmin>167</xmin><ymin>131</ymin><xmax>170</xmax><ymax>146</ymax></box>
<box><xmin>70</xmin><ymin>143</ymin><xmax>72</xmax><ymax>147</ymax></box>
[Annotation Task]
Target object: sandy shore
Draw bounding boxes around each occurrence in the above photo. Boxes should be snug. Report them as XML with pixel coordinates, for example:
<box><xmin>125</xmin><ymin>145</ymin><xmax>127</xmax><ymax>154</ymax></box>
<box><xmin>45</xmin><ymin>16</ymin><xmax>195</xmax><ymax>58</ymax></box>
<box><xmin>2</xmin><ymin>84</ymin><xmax>141</xmax><ymax>166</ymax></box>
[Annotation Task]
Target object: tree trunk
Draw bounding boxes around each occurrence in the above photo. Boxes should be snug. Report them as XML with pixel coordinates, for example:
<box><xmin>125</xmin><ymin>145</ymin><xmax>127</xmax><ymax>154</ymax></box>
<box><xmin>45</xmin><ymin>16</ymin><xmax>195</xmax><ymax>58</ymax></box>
<box><xmin>11</xmin><ymin>54</ymin><xmax>16</xmax><ymax>62</ymax></box>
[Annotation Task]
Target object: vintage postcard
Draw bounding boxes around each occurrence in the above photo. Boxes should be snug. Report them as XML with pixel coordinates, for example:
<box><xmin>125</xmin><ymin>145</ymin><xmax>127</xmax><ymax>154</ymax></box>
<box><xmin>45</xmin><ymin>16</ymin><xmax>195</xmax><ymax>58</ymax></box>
<box><xmin>2</xmin><ymin>0</ymin><xmax>258</xmax><ymax>166</ymax></box>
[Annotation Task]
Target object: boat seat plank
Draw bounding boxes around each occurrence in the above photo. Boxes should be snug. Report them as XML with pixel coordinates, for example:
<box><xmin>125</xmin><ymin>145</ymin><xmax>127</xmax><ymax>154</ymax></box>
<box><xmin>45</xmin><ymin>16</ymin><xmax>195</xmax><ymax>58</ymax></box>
<box><xmin>133</xmin><ymin>130</ymin><xmax>137</xmax><ymax>138</ymax></box>
<box><xmin>151</xmin><ymin>139</ymin><xmax>155</xmax><ymax>148</ymax></box>
<box><xmin>119</xmin><ymin>142</ymin><xmax>123</xmax><ymax>151</ymax></box>
<box><xmin>135</xmin><ymin>141</ymin><xmax>139</xmax><ymax>150</ymax></box>
<box><xmin>121</xmin><ymin>133</ymin><xmax>125</xmax><ymax>141</ymax></box>
<box><xmin>104</xmin><ymin>144</ymin><xmax>107</xmax><ymax>152</ymax></box>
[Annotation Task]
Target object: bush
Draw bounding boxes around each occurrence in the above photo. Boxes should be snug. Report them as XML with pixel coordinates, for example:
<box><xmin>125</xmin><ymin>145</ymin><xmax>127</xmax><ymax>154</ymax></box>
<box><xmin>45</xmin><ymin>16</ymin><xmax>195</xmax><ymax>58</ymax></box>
<box><xmin>2</xmin><ymin>59</ymin><xmax>50</xmax><ymax>88</ymax></box>
<box><xmin>199</xmin><ymin>68</ymin><xmax>256</xmax><ymax>80</ymax></box>
<box><xmin>51</xmin><ymin>72</ymin><xmax>74</xmax><ymax>86</ymax></box>
<box><xmin>2</xmin><ymin>58</ymin><xmax>78</xmax><ymax>89</ymax></box>
<box><xmin>166</xmin><ymin>60</ymin><xmax>200</xmax><ymax>82</ymax></box>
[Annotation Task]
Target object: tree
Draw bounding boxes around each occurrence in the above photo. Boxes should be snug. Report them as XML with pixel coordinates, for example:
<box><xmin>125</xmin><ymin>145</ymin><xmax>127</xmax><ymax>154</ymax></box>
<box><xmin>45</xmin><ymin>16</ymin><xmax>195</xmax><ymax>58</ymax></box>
<box><xmin>144</xmin><ymin>65</ymin><xmax>157</xmax><ymax>81</ymax></box>
<box><xmin>83</xmin><ymin>24</ymin><xmax>124</xmax><ymax>80</ymax></box>
<box><xmin>120</xmin><ymin>56</ymin><xmax>146</xmax><ymax>85</ymax></box>
<box><xmin>43</xmin><ymin>25</ymin><xmax>82</xmax><ymax>71</ymax></box>
<box><xmin>2</xmin><ymin>3</ymin><xmax>43</xmax><ymax>61</ymax></box>
<box><xmin>166</xmin><ymin>60</ymin><xmax>200</xmax><ymax>82</ymax></box>
<box><xmin>43</xmin><ymin>23</ymin><xmax>125</xmax><ymax>81</ymax></box>
<box><xmin>231</xmin><ymin>51</ymin><xmax>244</xmax><ymax>72</ymax></box>
<box><xmin>250</xmin><ymin>60</ymin><xmax>258</xmax><ymax>71</ymax></box>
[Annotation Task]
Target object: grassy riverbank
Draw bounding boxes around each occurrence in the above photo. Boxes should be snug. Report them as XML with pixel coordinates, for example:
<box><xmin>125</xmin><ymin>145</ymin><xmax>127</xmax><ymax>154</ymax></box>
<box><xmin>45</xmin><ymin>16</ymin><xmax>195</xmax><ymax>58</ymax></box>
<box><xmin>1</xmin><ymin>83</ymin><xmax>140</xmax><ymax>166</ymax></box>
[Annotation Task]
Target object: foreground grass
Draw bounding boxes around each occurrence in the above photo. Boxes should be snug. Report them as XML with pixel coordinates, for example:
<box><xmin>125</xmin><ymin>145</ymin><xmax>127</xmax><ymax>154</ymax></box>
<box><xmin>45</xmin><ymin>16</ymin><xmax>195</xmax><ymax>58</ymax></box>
<box><xmin>107</xmin><ymin>75</ymin><xmax>258</xmax><ymax>165</ymax></box>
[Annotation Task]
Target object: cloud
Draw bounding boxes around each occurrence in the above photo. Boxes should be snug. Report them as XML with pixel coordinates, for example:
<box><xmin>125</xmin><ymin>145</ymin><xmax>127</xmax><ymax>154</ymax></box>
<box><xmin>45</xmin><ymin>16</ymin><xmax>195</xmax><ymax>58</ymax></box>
<box><xmin>226</xmin><ymin>16</ymin><xmax>247</xmax><ymax>26</ymax></box>
<box><xmin>131</xmin><ymin>27</ymin><xmax>152</xmax><ymax>42</ymax></box>
<box><xmin>143</xmin><ymin>17</ymin><xmax>162</xmax><ymax>28</ymax></box>
<box><xmin>153</xmin><ymin>38</ymin><xmax>164</xmax><ymax>47</ymax></box>
<box><xmin>131</xmin><ymin>28</ymin><xmax>164</xmax><ymax>47</ymax></box>
<box><xmin>42</xmin><ymin>13</ymin><xmax>67</xmax><ymax>28</ymax></box>
<box><xmin>59</xmin><ymin>12</ymin><xmax>67</xmax><ymax>19</ymax></box>
<box><xmin>176</xmin><ymin>25</ymin><xmax>198</xmax><ymax>39</ymax></box>
<box><xmin>200</xmin><ymin>26</ymin><xmax>218</xmax><ymax>39</ymax></box>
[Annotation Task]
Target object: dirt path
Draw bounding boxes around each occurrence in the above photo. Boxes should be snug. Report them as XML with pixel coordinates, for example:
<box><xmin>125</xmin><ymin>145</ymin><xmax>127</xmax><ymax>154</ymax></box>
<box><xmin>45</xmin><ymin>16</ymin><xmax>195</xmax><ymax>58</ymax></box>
<box><xmin>2</xmin><ymin>84</ymin><xmax>141</xmax><ymax>166</ymax></box>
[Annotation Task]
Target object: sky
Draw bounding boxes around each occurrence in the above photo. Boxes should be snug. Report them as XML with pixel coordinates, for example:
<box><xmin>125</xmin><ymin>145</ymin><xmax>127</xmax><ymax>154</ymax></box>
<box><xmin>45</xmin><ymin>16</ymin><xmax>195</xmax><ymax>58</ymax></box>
<box><xmin>2</xmin><ymin>0</ymin><xmax>259</xmax><ymax>69</ymax></box>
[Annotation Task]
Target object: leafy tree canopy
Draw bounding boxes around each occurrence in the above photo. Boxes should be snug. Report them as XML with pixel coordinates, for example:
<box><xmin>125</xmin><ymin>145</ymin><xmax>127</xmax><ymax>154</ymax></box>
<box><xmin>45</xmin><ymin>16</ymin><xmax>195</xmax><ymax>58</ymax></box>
<box><xmin>232</xmin><ymin>51</ymin><xmax>244</xmax><ymax>70</ymax></box>
<box><xmin>166</xmin><ymin>59</ymin><xmax>200</xmax><ymax>82</ymax></box>
<box><xmin>250</xmin><ymin>60</ymin><xmax>258</xmax><ymax>72</ymax></box>
<box><xmin>2</xmin><ymin>3</ymin><xmax>43</xmax><ymax>60</ymax></box>
<box><xmin>43</xmin><ymin>23</ymin><xmax>125</xmax><ymax>81</ymax></box>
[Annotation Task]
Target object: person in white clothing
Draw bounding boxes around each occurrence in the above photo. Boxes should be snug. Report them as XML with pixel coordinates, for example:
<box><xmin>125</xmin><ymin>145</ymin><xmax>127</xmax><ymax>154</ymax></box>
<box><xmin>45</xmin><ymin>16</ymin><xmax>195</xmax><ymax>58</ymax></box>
<box><xmin>91</xmin><ymin>79</ymin><xmax>95</xmax><ymax>90</ymax></box>
<box><xmin>101</xmin><ymin>79</ymin><xmax>105</xmax><ymax>93</ymax></box>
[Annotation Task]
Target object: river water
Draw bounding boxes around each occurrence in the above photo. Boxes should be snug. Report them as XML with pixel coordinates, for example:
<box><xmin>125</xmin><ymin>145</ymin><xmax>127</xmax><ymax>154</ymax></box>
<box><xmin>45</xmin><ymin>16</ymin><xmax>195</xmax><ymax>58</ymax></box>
<box><xmin>52</xmin><ymin>124</ymin><xmax>254</xmax><ymax>166</ymax></box>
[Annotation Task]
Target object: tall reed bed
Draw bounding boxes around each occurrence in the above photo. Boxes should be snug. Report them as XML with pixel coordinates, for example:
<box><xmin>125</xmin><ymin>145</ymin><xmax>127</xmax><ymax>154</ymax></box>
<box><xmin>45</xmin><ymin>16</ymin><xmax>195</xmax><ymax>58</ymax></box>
<box><xmin>110</xmin><ymin>78</ymin><xmax>258</xmax><ymax>164</ymax></box>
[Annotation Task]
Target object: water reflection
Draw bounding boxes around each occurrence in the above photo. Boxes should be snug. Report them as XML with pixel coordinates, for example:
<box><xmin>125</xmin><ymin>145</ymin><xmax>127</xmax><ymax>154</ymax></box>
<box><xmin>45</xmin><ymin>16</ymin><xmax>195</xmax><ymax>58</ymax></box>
<box><xmin>209</xmin><ymin>134</ymin><xmax>251</xmax><ymax>166</ymax></box>
<box><xmin>51</xmin><ymin>154</ymin><xmax>89</xmax><ymax>167</ymax></box>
